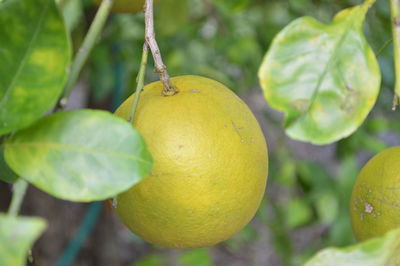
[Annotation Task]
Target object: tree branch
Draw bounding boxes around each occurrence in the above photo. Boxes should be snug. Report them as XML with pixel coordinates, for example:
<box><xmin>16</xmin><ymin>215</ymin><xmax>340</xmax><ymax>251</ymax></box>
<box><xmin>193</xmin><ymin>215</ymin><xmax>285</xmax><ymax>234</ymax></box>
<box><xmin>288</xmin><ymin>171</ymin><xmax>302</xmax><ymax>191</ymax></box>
<box><xmin>144</xmin><ymin>0</ymin><xmax>178</xmax><ymax>96</ymax></box>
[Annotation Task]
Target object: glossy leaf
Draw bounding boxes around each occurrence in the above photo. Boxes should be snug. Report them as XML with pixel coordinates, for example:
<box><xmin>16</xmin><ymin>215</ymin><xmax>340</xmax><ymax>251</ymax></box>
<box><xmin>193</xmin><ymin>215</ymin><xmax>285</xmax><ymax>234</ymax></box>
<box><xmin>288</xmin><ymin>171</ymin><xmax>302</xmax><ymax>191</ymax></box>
<box><xmin>0</xmin><ymin>0</ymin><xmax>71</xmax><ymax>135</ymax></box>
<box><xmin>258</xmin><ymin>0</ymin><xmax>380</xmax><ymax>145</ymax></box>
<box><xmin>4</xmin><ymin>110</ymin><xmax>152</xmax><ymax>202</ymax></box>
<box><xmin>0</xmin><ymin>146</ymin><xmax>18</xmax><ymax>183</ymax></box>
<box><xmin>305</xmin><ymin>228</ymin><xmax>400</xmax><ymax>266</ymax></box>
<box><xmin>0</xmin><ymin>215</ymin><xmax>47</xmax><ymax>266</ymax></box>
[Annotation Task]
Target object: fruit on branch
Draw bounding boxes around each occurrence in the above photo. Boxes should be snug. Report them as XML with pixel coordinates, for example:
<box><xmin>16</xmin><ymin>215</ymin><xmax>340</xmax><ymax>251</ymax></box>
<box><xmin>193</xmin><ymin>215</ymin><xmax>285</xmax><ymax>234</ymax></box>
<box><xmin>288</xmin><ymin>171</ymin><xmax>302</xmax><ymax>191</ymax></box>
<box><xmin>114</xmin><ymin>75</ymin><xmax>268</xmax><ymax>249</ymax></box>
<box><xmin>350</xmin><ymin>147</ymin><xmax>400</xmax><ymax>241</ymax></box>
<box><xmin>92</xmin><ymin>0</ymin><xmax>152</xmax><ymax>14</ymax></box>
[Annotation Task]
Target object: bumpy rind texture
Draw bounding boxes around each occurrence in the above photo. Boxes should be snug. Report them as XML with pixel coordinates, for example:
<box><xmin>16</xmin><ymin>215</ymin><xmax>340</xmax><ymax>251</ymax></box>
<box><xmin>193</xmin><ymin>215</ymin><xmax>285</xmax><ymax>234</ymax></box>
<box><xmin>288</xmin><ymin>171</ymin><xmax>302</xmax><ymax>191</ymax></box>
<box><xmin>350</xmin><ymin>146</ymin><xmax>400</xmax><ymax>241</ymax></box>
<box><xmin>92</xmin><ymin>0</ymin><xmax>145</xmax><ymax>14</ymax></box>
<box><xmin>114</xmin><ymin>75</ymin><xmax>268</xmax><ymax>249</ymax></box>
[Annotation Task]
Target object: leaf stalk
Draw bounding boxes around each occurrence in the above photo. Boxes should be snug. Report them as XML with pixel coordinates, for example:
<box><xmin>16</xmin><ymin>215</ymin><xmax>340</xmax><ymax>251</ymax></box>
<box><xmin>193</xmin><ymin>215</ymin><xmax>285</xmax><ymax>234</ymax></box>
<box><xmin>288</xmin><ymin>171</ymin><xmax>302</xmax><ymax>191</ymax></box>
<box><xmin>8</xmin><ymin>179</ymin><xmax>28</xmax><ymax>217</ymax></box>
<box><xmin>59</xmin><ymin>0</ymin><xmax>114</xmax><ymax>108</ymax></box>
<box><xmin>128</xmin><ymin>44</ymin><xmax>149</xmax><ymax>122</ymax></box>
<box><xmin>390</xmin><ymin>0</ymin><xmax>400</xmax><ymax>110</ymax></box>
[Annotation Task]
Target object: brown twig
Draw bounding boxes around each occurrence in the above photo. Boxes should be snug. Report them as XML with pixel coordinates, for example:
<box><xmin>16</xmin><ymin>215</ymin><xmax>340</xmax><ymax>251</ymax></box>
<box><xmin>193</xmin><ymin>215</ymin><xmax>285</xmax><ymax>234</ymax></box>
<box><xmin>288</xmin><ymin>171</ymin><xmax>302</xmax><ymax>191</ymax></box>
<box><xmin>144</xmin><ymin>0</ymin><xmax>178</xmax><ymax>96</ymax></box>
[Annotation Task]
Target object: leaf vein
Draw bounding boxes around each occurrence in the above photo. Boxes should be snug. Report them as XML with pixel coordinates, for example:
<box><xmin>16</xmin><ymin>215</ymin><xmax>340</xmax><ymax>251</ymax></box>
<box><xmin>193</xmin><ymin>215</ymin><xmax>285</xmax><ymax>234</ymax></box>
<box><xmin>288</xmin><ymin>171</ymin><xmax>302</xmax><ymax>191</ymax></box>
<box><xmin>0</xmin><ymin>0</ymin><xmax>51</xmax><ymax>109</ymax></box>
<box><xmin>7</xmin><ymin>142</ymin><xmax>151</xmax><ymax>165</ymax></box>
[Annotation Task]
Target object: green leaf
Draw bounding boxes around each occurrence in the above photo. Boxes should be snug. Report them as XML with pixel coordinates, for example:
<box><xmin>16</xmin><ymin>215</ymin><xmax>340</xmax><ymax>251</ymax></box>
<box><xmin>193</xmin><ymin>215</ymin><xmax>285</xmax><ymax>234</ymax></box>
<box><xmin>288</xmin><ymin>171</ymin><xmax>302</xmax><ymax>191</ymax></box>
<box><xmin>0</xmin><ymin>146</ymin><xmax>18</xmax><ymax>183</ymax></box>
<box><xmin>215</xmin><ymin>0</ymin><xmax>250</xmax><ymax>13</ymax></box>
<box><xmin>134</xmin><ymin>254</ymin><xmax>166</xmax><ymax>266</ymax></box>
<box><xmin>4</xmin><ymin>110</ymin><xmax>152</xmax><ymax>202</ymax></box>
<box><xmin>315</xmin><ymin>192</ymin><xmax>338</xmax><ymax>224</ymax></box>
<box><xmin>285</xmin><ymin>198</ymin><xmax>313</xmax><ymax>229</ymax></box>
<box><xmin>304</xmin><ymin>228</ymin><xmax>400</xmax><ymax>266</ymax></box>
<box><xmin>0</xmin><ymin>214</ymin><xmax>47</xmax><ymax>266</ymax></box>
<box><xmin>0</xmin><ymin>0</ymin><xmax>71</xmax><ymax>136</ymax></box>
<box><xmin>179</xmin><ymin>248</ymin><xmax>212</xmax><ymax>266</ymax></box>
<box><xmin>258</xmin><ymin>1</ymin><xmax>380</xmax><ymax>145</ymax></box>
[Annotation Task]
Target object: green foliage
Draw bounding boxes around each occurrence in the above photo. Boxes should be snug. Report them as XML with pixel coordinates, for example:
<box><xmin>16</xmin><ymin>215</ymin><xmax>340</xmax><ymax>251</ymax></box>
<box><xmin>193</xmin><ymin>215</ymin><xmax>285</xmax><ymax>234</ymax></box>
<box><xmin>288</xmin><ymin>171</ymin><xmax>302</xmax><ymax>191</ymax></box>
<box><xmin>133</xmin><ymin>249</ymin><xmax>212</xmax><ymax>266</ymax></box>
<box><xmin>87</xmin><ymin>0</ymin><xmax>399</xmax><ymax>264</ymax></box>
<box><xmin>155</xmin><ymin>0</ymin><xmax>188</xmax><ymax>36</ymax></box>
<box><xmin>285</xmin><ymin>198</ymin><xmax>313</xmax><ymax>229</ymax></box>
<box><xmin>224</xmin><ymin>224</ymin><xmax>258</xmax><ymax>251</ymax></box>
<box><xmin>305</xmin><ymin>228</ymin><xmax>400</xmax><ymax>266</ymax></box>
<box><xmin>0</xmin><ymin>0</ymin><xmax>399</xmax><ymax>265</ymax></box>
<box><xmin>134</xmin><ymin>254</ymin><xmax>166</xmax><ymax>266</ymax></box>
<box><xmin>4</xmin><ymin>110</ymin><xmax>152</xmax><ymax>202</ymax></box>
<box><xmin>0</xmin><ymin>146</ymin><xmax>18</xmax><ymax>183</ymax></box>
<box><xmin>179</xmin><ymin>248</ymin><xmax>212</xmax><ymax>266</ymax></box>
<box><xmin>0</xmin><ymin>0</ymin><xmax>70</xmax><ymax>136</ymax></box>
<box><xmin>0</xmin><ymin>215</ymin><xmax>46</xmax><ymax>266</ymax></box>
<box><xmin>258</xmin><ymin>1</ymin><xmax>381</xmax><ymax>145</ymax></box>
<box><xmin>89</xmin><ymin>43</ymin><xmax>115</xmax><ymax>102</ymax></box>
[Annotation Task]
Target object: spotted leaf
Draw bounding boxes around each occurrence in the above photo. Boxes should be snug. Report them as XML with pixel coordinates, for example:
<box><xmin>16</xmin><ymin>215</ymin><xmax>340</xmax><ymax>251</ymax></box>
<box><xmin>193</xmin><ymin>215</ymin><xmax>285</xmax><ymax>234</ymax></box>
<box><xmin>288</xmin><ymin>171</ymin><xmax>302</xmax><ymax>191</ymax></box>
<box><xmin>258</xmin><ymin>0</ymin><xmax>380</xmax><ymax>145</ymax></box>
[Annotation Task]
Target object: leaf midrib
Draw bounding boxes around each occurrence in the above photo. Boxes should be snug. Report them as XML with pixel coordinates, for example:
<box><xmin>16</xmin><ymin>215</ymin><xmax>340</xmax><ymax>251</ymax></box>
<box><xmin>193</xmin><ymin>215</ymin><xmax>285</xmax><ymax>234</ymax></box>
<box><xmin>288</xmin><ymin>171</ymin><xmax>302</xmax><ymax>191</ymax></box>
<box><xmin>0</xmin><ymin>0</ymin><xmax>50</xmax><ymax>109</ymax></box>
<box><xmin>290</xmin><ymin>13</ymin><xmax>362</xmax><ymax>126</ymax></box>
<box><xmin>6</xmin><ymin>142</ymin><xmax>151</xmax><ymax>165</ymax></box>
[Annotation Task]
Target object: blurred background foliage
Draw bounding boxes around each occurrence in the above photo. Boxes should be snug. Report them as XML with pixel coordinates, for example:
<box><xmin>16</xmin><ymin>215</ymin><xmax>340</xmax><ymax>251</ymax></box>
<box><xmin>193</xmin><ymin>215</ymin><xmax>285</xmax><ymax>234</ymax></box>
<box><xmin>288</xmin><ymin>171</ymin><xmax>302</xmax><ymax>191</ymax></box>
<box><xmin>36</xmin><ymin>0</ymin><xmax>400</xmax><ymax>265</ymax></box>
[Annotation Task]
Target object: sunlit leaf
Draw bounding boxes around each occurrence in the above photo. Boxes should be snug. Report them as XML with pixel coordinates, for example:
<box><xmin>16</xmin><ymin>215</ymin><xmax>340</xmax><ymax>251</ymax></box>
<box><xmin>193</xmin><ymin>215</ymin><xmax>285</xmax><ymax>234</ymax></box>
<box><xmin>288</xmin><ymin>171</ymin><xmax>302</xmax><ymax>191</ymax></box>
<box><xmin>258</xmin><ymin>1</ymin><xmax>380</xmax><ymax>145</ymax></box>
<box><xmin>0</xmin><ymin>215</ymin><xmax>46</xmax><ymax>266</ymax></box>
<box><xmin>4</xmin><ymin>110</ymin><xmax>152</xmax><ymax>202</ymax></box>
<box><xmin>0</xmin><ymin>0</ymin><xmax>71</xmax><ymax>136</ymax></box>
<box><xmin>304</xmin><ymin>228</ymin><xmax>400</xmax><ymax>266</ymax></box>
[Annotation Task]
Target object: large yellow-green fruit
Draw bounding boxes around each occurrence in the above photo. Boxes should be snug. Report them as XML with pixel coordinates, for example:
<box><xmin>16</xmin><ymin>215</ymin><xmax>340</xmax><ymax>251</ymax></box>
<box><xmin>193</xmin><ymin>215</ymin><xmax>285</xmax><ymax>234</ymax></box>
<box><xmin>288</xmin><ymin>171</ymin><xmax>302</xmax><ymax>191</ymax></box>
<box><xmin>350</xmin><ymin>146</ymin><xmax>400</xmax><ymax>241</ymax></box>
<box><xmin>114</xmin><ymin>75</ymin><xmax>268</xmax><ymax>249</ymax></box>
<box><xmin>93</xmin><ymin>0</ymin><xmax>145</xmax><ymax>14</ymax></box>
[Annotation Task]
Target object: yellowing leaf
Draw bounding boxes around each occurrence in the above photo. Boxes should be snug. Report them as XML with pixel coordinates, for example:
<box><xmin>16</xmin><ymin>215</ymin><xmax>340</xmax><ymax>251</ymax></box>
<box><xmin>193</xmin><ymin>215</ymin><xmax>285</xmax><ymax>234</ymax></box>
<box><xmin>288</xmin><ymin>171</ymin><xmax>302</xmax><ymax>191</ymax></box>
<box><xmin>258</xmin><ymin>1</ymin><xmax>380</xmax><ymax>145</ymax></box>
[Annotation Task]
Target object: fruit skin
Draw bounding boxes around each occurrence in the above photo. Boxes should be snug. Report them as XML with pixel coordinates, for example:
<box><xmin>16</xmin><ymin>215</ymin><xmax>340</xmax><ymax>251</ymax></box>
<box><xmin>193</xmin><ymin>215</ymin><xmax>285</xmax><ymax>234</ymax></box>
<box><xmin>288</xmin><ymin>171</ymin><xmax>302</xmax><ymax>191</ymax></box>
<box><xmin>114</xmin><ymin>75</ymin><xmax>268</xmax><ymax>249</ymax></box>
<box><xmin>92</xmin><ymin>0</ymin><xmax>145</xmax><ymax>14</ymax></box>
<box><xmin>350</xmin><ymin>146</ymin><xmax>400</xmax><ymax>242</ymax></box>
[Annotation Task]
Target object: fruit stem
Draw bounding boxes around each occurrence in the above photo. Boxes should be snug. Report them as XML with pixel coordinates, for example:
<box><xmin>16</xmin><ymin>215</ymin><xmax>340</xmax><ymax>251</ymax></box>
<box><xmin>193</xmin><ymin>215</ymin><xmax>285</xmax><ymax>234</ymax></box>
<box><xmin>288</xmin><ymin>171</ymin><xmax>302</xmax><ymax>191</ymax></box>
<box><xmin>390</xmin><ymin>0</ymin><xmax>400</xmax><ymax>110</ymax></box>
<box><xmin>128</xmin><ymin>44</ymin><xmax>149</xmax><ymax>122</ymax></box>
<box><xmin>144</xmin><ymin>0</ymin><xmax>178</xmax><ymax>96</ymax></box>
<box><xmin>7</xmin><ymin>179</ymin><xmax>28</xmax><ymax>217</ymax></box>
<box><xmin>59</xmin><ymin>0</ymin><xmax>115</xmax><ymax>109</ymax></box>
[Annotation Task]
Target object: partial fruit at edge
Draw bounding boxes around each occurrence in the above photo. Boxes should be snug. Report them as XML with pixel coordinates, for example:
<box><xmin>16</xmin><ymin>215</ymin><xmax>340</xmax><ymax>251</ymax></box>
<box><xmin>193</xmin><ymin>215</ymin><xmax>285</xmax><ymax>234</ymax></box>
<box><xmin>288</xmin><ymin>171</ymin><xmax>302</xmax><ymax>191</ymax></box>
<box><xmin>114</xmin><ymin>75</ymin><xmax>269</xmax><ymax>249</ymax></box>
<box><xmin>350</xmin><ymin>146</ymin><xmax>400</xmax><ymax>241</ymax></box>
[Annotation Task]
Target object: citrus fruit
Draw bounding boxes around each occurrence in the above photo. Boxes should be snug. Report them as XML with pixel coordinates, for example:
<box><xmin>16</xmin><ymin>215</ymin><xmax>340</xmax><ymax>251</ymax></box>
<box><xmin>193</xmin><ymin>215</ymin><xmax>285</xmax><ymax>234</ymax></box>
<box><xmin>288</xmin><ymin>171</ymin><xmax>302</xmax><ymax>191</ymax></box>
<box><xmin>350</xmin><ymin>146</ymin><xmax>400</xmax><ymax>241</ymax></box>
<box><xmin>92</xmin><ymin>0</ymin><xmax>145</xmax><ymax>14</ymax></box>
<box><xmin>114</xmin><ymin>75</ymin><xmax>268</xmax><ymax>249</ymax></box>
